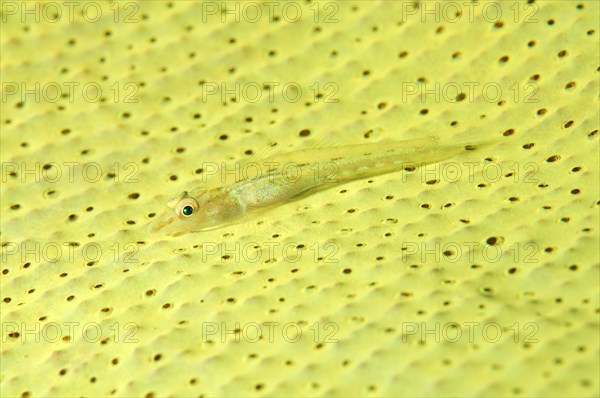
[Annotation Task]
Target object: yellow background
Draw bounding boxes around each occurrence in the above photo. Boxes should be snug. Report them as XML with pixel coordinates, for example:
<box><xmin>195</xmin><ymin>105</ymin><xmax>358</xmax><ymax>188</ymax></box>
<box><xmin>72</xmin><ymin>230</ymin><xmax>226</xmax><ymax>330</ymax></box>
<box><xmin>1</xmin><ymin>1</ymin><xmax>598</xmax><ymax>397</ymax></box>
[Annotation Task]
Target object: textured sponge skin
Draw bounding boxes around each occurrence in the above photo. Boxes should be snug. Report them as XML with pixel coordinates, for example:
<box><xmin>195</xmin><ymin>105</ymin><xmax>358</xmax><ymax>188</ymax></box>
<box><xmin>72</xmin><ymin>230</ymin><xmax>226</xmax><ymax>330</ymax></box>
<box><xmin>1</xmin><ymin>1</ymin><xmax>598</xmax><ymax>397</ymax></box>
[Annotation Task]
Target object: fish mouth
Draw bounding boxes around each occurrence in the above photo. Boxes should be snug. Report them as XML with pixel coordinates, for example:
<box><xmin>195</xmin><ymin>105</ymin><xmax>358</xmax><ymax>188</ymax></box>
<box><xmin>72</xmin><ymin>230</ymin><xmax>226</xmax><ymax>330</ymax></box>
<box><xmin>148</xmin><ymin>212</ymin><xmax>175</xmax><ymax>234</ymax></box>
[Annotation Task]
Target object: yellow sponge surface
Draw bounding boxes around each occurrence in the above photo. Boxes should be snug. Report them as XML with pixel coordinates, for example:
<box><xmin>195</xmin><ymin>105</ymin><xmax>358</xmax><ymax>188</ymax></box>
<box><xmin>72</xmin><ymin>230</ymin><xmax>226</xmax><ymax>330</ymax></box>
<box><xmin>1</xmin><ymin>1</ymin><xmax>598</xmax><ymax>397</ymax></box>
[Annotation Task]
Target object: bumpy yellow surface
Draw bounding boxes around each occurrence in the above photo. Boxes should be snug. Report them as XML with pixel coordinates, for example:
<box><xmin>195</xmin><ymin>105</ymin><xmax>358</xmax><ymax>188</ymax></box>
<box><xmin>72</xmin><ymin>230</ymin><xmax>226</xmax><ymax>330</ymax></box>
<box><xmin>1</xmin><ymin>1</ymin><xmax>599</xmax><ymax>397</ymax></box>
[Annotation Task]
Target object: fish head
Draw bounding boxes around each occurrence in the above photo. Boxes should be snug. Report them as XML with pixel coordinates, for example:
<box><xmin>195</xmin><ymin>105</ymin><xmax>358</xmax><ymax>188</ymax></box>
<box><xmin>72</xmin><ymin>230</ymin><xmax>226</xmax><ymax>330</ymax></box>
<box><xmin>148</xmin><ymin>190</ymin><xmax>221</xmax><ymax>236</ymax></box>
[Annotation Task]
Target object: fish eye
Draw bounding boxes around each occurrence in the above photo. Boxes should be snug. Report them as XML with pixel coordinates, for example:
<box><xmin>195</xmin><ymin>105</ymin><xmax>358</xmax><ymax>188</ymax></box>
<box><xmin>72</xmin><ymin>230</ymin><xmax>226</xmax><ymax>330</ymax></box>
<box><xmin>175</xmin><ymin>198</ymin><xmax>199</xmax><ymax>219</ymax></box>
